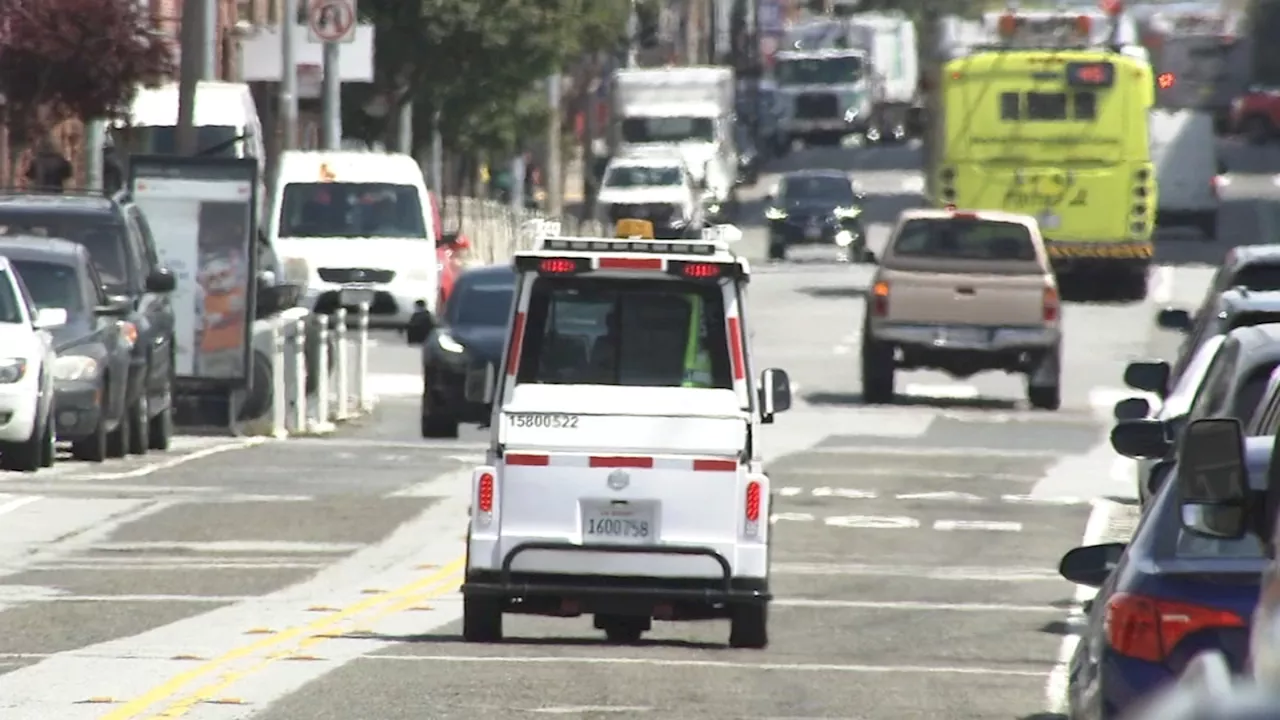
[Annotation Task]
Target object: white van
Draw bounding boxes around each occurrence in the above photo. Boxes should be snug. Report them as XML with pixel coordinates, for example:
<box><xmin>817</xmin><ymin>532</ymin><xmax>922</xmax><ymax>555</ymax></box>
<box><xmin>1150</xmin><ymin>108</ymin><xmax>1223</xmax><ymax>240</ymax></box>
<box><xmin>269</xmin><ymin>150</ymin><xmax>440</xmax><ymax>326</ymax></box>
<box><xmin>123</xmin><ymin>81</ymin><xmax>266</xmax><ymax>174</ymax></box>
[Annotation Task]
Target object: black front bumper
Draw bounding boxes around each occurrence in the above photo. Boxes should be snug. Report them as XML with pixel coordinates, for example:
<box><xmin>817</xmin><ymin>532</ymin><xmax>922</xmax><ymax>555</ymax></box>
<box><xmin>463</xmin><ymin>541</ymin><xmax>770</xmax><ymax>617</ymax></box>
<box><xmin>770</xmin><ymin>218</ymin><xmax>860</xmax><ymax>245</ymax></box>
<box><xmin>426</xmin><ymin>362</ymin><xmax>492</xmax><ymax>423</ymax></box>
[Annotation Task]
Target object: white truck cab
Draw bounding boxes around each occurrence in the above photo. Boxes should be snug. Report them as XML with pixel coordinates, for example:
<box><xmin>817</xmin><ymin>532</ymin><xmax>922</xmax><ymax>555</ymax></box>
<box><xmin>462</xmin><ymin>224</ymin><xmax>792</xmax><ymax>649</ymax></box>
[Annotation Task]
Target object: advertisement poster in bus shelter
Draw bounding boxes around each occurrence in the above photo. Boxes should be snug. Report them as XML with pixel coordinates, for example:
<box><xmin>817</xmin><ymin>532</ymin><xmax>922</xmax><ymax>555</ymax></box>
<box><xmin>128</xmin><ymin>156</ymin><xmax>259</xmax><ymax>390</ymax></box>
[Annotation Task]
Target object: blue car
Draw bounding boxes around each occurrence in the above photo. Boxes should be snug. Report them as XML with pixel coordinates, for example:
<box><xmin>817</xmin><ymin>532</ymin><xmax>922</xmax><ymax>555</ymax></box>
<box><xmin>1058</xmin><ymin>437</ymin><xmax>1270</xmax><ymax>720</ymax></box>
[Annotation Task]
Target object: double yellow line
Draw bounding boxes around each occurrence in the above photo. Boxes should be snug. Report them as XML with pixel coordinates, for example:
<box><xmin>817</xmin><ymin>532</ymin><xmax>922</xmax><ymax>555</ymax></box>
<box><xmin>102</xmin><ymin>556</ymin><xmax>466</xmax><ymax>719</ymax></box>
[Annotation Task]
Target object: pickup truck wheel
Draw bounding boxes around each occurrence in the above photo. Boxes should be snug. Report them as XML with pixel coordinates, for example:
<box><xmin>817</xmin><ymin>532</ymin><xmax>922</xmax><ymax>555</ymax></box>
<box><xmin>1027</xmin><ymin>384</ymin><xmax>1061</xmax><ymax>411</ymax></box>
<box><xmin>729</xmin><ymin>604</ymin><xmax>769</xmax><ymax>649</ymax></box>
<box><xmin>462</xmin><ymin>596</ymin><xmax>503</xmax><ymax>643</ymax></box>
<box><xmin>860</xmin><ymin>338</ymin><xmax>896</xmax><ymax>404</ymax></box>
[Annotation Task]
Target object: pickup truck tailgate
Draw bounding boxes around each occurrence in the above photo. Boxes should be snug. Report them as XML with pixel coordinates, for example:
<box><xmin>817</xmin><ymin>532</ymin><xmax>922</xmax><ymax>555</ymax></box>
<box><xmin>883</xmin><ymin>269</ymin><xmax>1047</xmax><ymax>327</ymax></box>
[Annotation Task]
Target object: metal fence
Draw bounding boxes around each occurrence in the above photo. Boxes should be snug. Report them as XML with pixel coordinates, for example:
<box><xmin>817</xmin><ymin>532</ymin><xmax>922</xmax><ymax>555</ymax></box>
<box><xmin>443</xmin><ymin>196</ymin><xmax>604</xmax><ymax>265</ymax></box>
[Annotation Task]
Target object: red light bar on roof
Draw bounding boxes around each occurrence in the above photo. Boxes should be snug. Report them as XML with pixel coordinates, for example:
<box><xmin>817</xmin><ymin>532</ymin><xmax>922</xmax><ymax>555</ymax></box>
<box><xmin>537</xmin><ymin>258</ymin><xmax>585</xmax><ymax>274</ymax></box>
<box><xmin>599</xmin><ymin>257</ymin><xmax>663</xmax><ymax>270</ymax></box>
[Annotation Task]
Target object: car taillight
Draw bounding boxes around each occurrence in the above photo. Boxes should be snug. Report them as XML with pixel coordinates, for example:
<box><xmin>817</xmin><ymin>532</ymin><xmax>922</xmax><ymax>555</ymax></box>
<box><xmin>745</xmin><ymin>481</ymin><xmax>761</xmax><ymax>522</ymax></box>
<box><xmin>1043</xmin><ymin>286</ymin><xmax>1060</xmax><ymax>323</ymax></box>
<box><xmin>1105</xmin><ymin>592</ymin><xmax>1245</xmax><ymax>663</ymax></box>
<box><xmin>477</xmin><ymin>472</ymin><xmax>494</xmax><ymax>513</ymax></box>
<box><xmin>871</xmin><ymin>281</ymin><xmax>889</xmax><ymax>316</ymax></box>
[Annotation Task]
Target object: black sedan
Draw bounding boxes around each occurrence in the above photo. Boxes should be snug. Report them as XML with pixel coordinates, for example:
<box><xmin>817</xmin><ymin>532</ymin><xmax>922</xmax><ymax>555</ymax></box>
<box><xmin>0</xmin><ymin>237</ymin><xmax>133</xmax><ymax>461</ymax></box>
<box><xmin>764</xmin><ymin>170</ymin><xmax>868</xmax><ymax>261</ymax></box>
<box><xmin>407</xmin><ymin>264</ymin><xmax>514</xmax><ymax>438</ymax></box>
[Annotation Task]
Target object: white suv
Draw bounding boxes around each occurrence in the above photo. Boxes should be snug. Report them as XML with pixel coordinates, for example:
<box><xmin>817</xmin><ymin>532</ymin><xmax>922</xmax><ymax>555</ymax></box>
<box><xmin>0</xmin><ymin>256</ymin><xmax>62</xmax><ymax>471</ymax></box>
<box><xmin>461</xmin><ymin>228</ymin><xmax>792</xmax><ymax>649</ymax></box>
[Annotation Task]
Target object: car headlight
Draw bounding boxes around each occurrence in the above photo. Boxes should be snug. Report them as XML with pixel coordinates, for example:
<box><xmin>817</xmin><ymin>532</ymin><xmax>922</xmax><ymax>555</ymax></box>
<box><xmin>765</xmin><ymin>207</ymin><xmax>788</xmax><ymax>220</ymax></box>
<box><xmin>437</xmin><ymin>332</ymin><xmax>465</xmax><ymax>353</ymax></box>
<box><xmin>0</xmin><ymin>358</ymin><xmax>27</xmax><ymax>384</ymax></box>
<box><xmin>53</xmin><ymin>356</ymin><xmax>98</xmax><ymax>382</ymax></box>
<box><xmin>844</xmin><ymin>109</ymin><xmax>859</xmax><ymax>123</ymax></box>
<box><xmin>835</xmin><ymin>206</ymin><xmax>862</xmax><ymax>219</ymax></box>
<box><xmin>835</xmin><ymin>230</ymin><xmax>855</xmax><ymax>247</ymax></box>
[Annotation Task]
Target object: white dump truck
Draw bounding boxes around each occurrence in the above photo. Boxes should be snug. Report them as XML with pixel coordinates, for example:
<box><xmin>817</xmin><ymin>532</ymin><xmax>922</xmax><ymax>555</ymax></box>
<box><xmin>773</xmin><ymin>46</ymin><xmax>875</xmax><ymax>147</ymax></box>
<box><xmin>610</xmin><ymin>67</ymin><xmax>738</xmax><ymax>222</ymax></box>
<box><xmin>844</xmin><ymin>11</ymin><xmax>920</xmax><ymax>143</ymax></box>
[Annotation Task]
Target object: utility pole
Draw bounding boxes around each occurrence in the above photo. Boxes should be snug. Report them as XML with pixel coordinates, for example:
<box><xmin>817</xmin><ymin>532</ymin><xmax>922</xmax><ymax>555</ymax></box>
<box><xmin>201</xmin><ymin>0</ymin><xmax>217</xmax><ymax>79</ymax></box>
<box><xmin>396</xmin><ymin>101</ymin><xmax>413</xmax><ymax>153</ymax></box>
<box><xmin>626</xmin><ymin>0</ymin><xmax>639</xmax><ymax>68</ymax></box>
<box><xmin>84</xmin><ymin>121</ymin><xmax>105</xmax><ymax>191</ymax></box>
<box><xmin>545</xmin><ymin>73</ymin><xmax>563</xmax><ymax>218</ymax></box>
<box><xmin>685</xmin><ymin>0</ymin><xmax>700</xmax><ymax>63</ymax></box>
<box><xmin>429</xmin><ymin>111</ymin><xmax>443</xmax><ymax>195</ymax></box>
<box><xmin>321</xmin><ymin>40</ymin><xmax>341</xmax><ymax>148</ymax></box>
<box><xmin>175</xmin><ymin>0</ymin><xmax>206</xmax><ymax>155</ymax></box>
<box><xmin>280</xmin><ymin>0</ymin><xmax>299</xmax><ymax>151</ymax></box>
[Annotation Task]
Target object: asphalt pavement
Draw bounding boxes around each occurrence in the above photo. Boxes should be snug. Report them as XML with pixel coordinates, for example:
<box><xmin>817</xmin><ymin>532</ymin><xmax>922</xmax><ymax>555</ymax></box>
<box><xmin>0</xmin><ymin>137</ymin><xmax>1277</xmax><ymax>719</ymax></box>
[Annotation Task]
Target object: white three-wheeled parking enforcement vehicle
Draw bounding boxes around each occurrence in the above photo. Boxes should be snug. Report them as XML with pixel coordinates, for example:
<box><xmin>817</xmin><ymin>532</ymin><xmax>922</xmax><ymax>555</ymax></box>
<box><xmin>462</xmin><ymin>221</ymin><xmax>792</xmax><ymax>648</ymax></box>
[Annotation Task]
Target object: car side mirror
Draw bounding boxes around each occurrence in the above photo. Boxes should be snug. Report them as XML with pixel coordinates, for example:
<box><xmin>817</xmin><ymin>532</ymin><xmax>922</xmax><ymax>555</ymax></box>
<box><xmin>1123</xmin><ymin>360</ymin><xmax>1171</xmax><ymax>398</ymax></box>
<box><xmin>145</xmin><ymin>268</ymin><xmax>177</xmax><ymax>293</ymax></box>
<box><xmin>1148</xmin><ymin>458</ymin><xmax>1176</xmax><ymax>499</ymax></box>
<box><xmin>1110</xmin><ymin>418</ymin><xmax>1170</xmax><ymax>459</ymax></box>
<box><xmin>1058</xmin><ymin>542</ymin><xmax>1126</xmax><ymax>588</ymax></box>
<box><xmin>95</xmin><ymin>296</ymin><xmax>133</xmax><ymax>317</ymax></box>
<box><xmin>33</xmin><ymin>307</ymin><xmax>67</xmax><ymax>329</ymax></box>
<box><xmin>759</xmin><ymin>367</ymin><xmax>792</xmax><ymax>422</ymax></box>
<box><xmin>1176</xmin><ymin>417</ymin><xmax>1249</xmax><ymax>540</ymax></box>
<box><xmin>1113</xmin><ymin>397</ymin><xmax>1152</xmax><ymax>421</ymax></box>
<box><xmin>1156</xmin><ymin>307</ymin><xmax>1193</xmax><ymax>332</ymax></box>
<box><xmin>406</xmin><ymin>303</ymin><xmax>435</xmax><ymax>345</ymax></box>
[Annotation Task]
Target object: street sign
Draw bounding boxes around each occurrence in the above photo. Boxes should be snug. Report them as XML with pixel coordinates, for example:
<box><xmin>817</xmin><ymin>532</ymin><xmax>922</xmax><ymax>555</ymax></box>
<box><xmin>308</xmin><ymin>0</ymin><xmax>356</xmax><ymax>44</ymax></box>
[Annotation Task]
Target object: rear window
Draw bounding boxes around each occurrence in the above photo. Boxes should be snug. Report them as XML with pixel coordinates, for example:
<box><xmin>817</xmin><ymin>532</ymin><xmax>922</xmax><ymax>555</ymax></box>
<box><xmin>1229</xmin><ymin>264</ymin><xmax>1280</xmax><ymax>292</ymax></box>
<box><xmin>0</xmin><ymin>211</ymin><xmax>130</xmax><ymax>292</ymax></box>
<box><xmin>892</xmin><ymin>218</ymin><xmax>1037</xmax><ymax>262</ymax></box>
<box><xmin>516</xmin><ymin>278</ymin><xmax>732</xmax><ymax>389</ymax></box>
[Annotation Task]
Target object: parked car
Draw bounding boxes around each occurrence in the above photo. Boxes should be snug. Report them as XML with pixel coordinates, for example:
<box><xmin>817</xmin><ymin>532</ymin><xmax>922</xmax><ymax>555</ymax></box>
<box><xmin>1060</xmin><ymin>421</ymin><xmax>1268</xmax><ymax>720</ymax></box>
<box><xmin>1</xmin><ymin>237</ymin><xmax>135</xmax><ymax>461</ymax></box>
<box><xmin>1157</xmin><ymin>288</ymin><xmax>1280</xmax><ymax>383</ymax></box>
<box><xmin>407</xmin><ymin>264</ymin><xmax>514</xmax><ymax>438</ymax></box>
<box><xmin>0</xmin><ymin>254</ymin><xmax>62</xmax><ymax>471</ymax></box>
<box><xmin>0</xmin><ymin>191</ymin><xmax>177</xmax><ymax>452</ymax></box>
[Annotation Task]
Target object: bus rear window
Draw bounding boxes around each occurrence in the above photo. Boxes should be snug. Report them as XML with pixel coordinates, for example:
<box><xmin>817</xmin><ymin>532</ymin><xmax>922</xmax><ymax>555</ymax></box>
<box><xmin>515</xmin><ymin>277</ymin><xmax>732</xmax><ymax>389</ymax></box>
<box><xmin>1000</xmin><ymin>92</ymin><xmax>1097</xmax><ymax>121</ymax></box>
<box><xmin>1026</xmin><ymin>93</ymin><xmax>1067</xmax><ymax>120</ymax></box>
<box><xmin>892</xmin><ymin>219</ymin><xmax>1038</xmax><ymax>263</ymax></box>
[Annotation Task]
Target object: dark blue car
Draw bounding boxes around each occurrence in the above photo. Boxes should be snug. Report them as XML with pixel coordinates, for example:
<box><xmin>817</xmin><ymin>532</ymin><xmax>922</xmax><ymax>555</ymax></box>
<box><xmin>1060</xmin><ymin>437</ymin><xmax>1270</xmax><ymax>720</ymax></box>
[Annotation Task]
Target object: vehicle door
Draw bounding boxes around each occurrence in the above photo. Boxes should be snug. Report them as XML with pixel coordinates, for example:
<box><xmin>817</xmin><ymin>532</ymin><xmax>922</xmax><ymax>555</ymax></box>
<box><xmin>9</xmin><ymin>269</ymin><xmax>55</xmax><ymax>414</ymax></box>
<box><xmin>126</xmin><ymin>206</ymin><xmax>174</xmax><ymax>396</ymax></box>
<box><xmin>85</xmin><ymin>262</ymin><xmax>132</xmax><ymax>417</ymax></box>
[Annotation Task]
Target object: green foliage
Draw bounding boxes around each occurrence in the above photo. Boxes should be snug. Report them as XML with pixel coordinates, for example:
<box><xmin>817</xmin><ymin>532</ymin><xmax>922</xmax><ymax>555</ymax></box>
<box><xmin>350</xmin><ymin>0</ymin><xmax>630</xmax><ymax>155</ymax></box>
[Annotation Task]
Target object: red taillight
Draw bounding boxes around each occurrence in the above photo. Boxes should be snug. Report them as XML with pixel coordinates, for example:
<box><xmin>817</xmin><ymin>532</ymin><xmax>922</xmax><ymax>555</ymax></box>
<box><xmin>1043</xmin><ymin>286</ymin><xmax>1060</xmax><ymax>323</ymax></box>
<box><xmin>745</xmin><ymin>481</ymin><xmax>762</xmax><ymax>522</ymax></box>
<box><xmin>477</xmin><ymin>473</ymin><xmax>495</xmax><ymax>513</ymax></box>
<box><xmin>871</xmin><ymin>281</ymin><xmax>889</xmax><ymax>317</ymax></box>
<box><xmin>599</xmin><ymin>257</ymin><xmax>662</xmax><ymax>270</ymax></box>
<box><xmin>679</xmin><ymin>262</ymin><xmax>720</xmax><ymax>278</ymax></box>
<box><xmin>1105</xmin><ymin>592</ymin><xmax>1245</xmax><ymax>663</ymax></box>
<box><xmin>539</xmin><ymin>258</ymin><xmax>579</xmax><ymax>274</ymax></box>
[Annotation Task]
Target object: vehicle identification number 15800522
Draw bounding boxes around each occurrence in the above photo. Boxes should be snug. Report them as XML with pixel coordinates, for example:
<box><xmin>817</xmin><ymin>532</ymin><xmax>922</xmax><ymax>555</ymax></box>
<box><xmin>506</xmin><ymin>413</ymin><xmax>579</xmax><ymax>429</ymax></box>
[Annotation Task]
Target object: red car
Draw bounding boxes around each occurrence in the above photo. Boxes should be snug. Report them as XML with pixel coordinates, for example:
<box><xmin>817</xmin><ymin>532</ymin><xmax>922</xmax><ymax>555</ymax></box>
<box><xmin>1230</xmin><ymin>88</ymin><xmax>1280</xmax><ymax>144</ymax></box>
<box><xmin>427</xmin><ymin>190</ymin><xmax>470</xmax><ymax>311</ymax></box>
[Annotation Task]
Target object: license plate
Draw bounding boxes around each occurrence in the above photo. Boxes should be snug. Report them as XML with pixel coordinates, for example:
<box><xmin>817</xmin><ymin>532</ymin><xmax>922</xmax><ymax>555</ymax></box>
<box><xmin>582</xmin><ymin>504</ymin><xmax>654</xmax><ymax>544</ymax></box>
<box><xmin>339</xmin><ymin>286</ymin><xmax>375</xmax><ymax>306</ymax></box>
<box><xmin>936</xmin><ymin>327</ymin><xmax>989</xmax><ymax>345</ymax></box>
<box><xmin>804</xmin><ymin>225</ymin><xmax>822</xmax><ymax>240</ymax></box>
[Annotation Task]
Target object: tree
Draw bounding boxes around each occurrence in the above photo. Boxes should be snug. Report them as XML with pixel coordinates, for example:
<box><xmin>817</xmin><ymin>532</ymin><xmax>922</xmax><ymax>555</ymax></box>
<box><xmin>0</xmin><ymin>0</ymin><xmax>173</xmax><ymax>141</ymax></box>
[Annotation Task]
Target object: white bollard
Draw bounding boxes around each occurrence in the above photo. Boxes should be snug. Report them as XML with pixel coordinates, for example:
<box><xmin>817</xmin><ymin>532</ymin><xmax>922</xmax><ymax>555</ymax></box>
<box><xmin>311</xmin><ymin>314</ymin><xmax>334</xmax><ymax>433</ymax></box>
<box><xmin>334</xmin><ymin>308</ymin><xmax>350</xmax><ymax>420</ymax></box>
<box><xmin>271</xmin><ymin>321</ymin><xmax>288</xmax><ymax>438</ymax></box>
<box><xmin>355</xmin><ymin>302</ymin><xmax>371</xmax><ymax>412</ymax></box>
<box><xmin>291</xmin><ymin>317</ymin><xmax>308</xmax><ymax>432</ymax></box>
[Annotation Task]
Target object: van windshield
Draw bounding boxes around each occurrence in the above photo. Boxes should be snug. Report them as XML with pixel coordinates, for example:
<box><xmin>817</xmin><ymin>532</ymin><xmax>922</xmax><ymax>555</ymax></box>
<box><xmin>278</xmin><ymin>183</ymin><xmax>427</xmax><ymax>239</ymax></box>
<box><xmin>515</xmin><ymin>277</ymin><xmax>732</xmax><ymax>388</ymax></box>
<box><xmin>125</xmin><ymin>125</ymin><xmax>241</xmax><ymax>157</ymax></box>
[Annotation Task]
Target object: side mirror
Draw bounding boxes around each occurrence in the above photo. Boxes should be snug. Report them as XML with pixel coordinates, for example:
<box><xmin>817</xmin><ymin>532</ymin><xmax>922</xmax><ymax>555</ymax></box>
<box><xmin>1123</xmin><ymin>360</ymin><xmax>1171</xmax><ymax>398</ymax></box>
<box><xmin>1113</xmin><ymin>397</ymin><xmax>1152</xmax><ymax>421</ymax></box>
<box><xmin>95</xmin><ymin>296</ymin><xmax>133</xmax><ymax>317</ymax></box>
<box><xmin>32</xmin><ymin>307</ymin><xmax>67</xmax><ymax>329</ymax></box>
<box><xmin>1156</xmin><ymin>307</ymin><xmax>1193</xmax><ymax>332</ymax></box>
<box><xmin>759</xmin><ymin>367</ymin><xmax>792</xmax><ymax>422</ymax></box>
<box><xmin>1148</xmin><ymin>458</ymin><xmax>1176</xmax><ymax>499</ymax></box>
<box><xmin>465</xmin><ymin>363</ymin><xmax>497</xmax><ymax>405</ymax></box>
<box><xmin>1176</xmin><ymin>417</ymin><xmax>1249</xmax><ymax>540</ymax></box>
<box><xmin>145</xmin><ymin>268</ymin><xmax>177</xmax><ymax>293</ymax></box>
<box><xmin>1110</xmin><ymin>418</ymin><xmax>1170</xmax><ymax>459</ymax></box>
<box><xmin>1058</xmin><ymin>543</ymin><xmax>1126</xmax><ymax>588</ymax></box>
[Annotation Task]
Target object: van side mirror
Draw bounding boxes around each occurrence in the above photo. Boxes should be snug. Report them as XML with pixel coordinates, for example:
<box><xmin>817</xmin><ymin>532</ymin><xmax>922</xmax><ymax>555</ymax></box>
<box><xmin>1113</xmin><ymin>396</ymin><xmax>1152</xmax><ymax>421</ymax></box>
<box><xmin>1123</xmin><ymin>360</ymin><xmax>1171</xmax><ymax>398</ymax></box>
<box><xmin>1156</xmin><ymin>308</ymin><xmax>1193</xmax><ymax>332</ymax></box>
<box><xmin>759</xmin><ymin>368</ymin><xmax>792</xmax><ymax>422</ymax></box>
<box><xmin>1110</xmin><ymin>418</ymin><xmax>1170</xmax><ymax>458</ymax></box>
<box><xmin>145</xmin><ymin>268</ymin><xmax>177</xmax><ymax>293</ymax></box>
<box><xmin>1058</xmin><ymin>542</ymin><xmax>1126</xmax><ymax>588</ymax></box>
<box><xmin>1176</xmin><ymin>417</ymin><xmax>1249</xmax><ymax>540</ymax></box>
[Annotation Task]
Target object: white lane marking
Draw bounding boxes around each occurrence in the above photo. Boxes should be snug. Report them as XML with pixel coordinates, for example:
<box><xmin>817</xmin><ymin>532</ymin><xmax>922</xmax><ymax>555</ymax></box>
<box><xmin>1046</xmin><ymin>498</ymin><xmax>1119</xmax><ymax>714</ymax></box>
<box><xmin>529</xmin><ymin>708</ymin><xmax>653</xmax><ymax>715</ymax></box>
<box><xmin>1150</xmin><ymin>264</ymin><xmax>1175</xmax><ymax>305</ymax></box>
<box><xmin>896</xmin><ymin>491</ymin><xmax>982</xmax><ymax>502</ymax></box>
<box><xmin>364</xmin><ymin>654</ymin><xmax>1049</xmax><ymax>677</ymax></box>
<box><xmin>824</xmin><ymin>515</ymin><xmax>920</xmax><ymax>529</ymax></box>
<box><xmin>833</xmin><ymin>344</ymin><xmax>852</xmax><ymax>355</ymax></box>
<box><xmin>0</xmin><ymin>495</ymin><xmax>41</xmax><ymax>517</ymax></box>
<box><xmin>770</xmin><ymin>512</ymin><xmax>815</xmax><ymax>523</ymax></box>
<box><xmin>1002</xmin><ymin>494</ymin><xmax>1084</xmax><ymax>505</ymax></box>
<box><xmin>774</xmin><ymin>598</ymin><xmax>1061</xmax><ymax>613</ymax></box>
<box><xmin>933</xmin><ymin>520</ymin><xmax>1023</xmax><ymax>532</ymax></box>
<box><xmin>903</xmin><ymin>383</ymin><xmax>979</xmax><ymax>399</ymax></box>
<box><xmin>776</xmin><ymin>487</ymin><xmax>803</xmax><ymax>497</ymax></box>
<box><xmin>812</xmin><ymin>487</ymin><xmax>878</xmax><ymax>499</ymax></box>
<box><xmin>68</xmin><ymin>438</ymin><xmax>267</xmax><ymax>480</ymax></box>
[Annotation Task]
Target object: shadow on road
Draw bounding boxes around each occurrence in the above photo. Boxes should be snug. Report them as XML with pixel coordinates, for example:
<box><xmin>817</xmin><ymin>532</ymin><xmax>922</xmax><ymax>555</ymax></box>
<box><xmin>798</xmin><ymin>285</ymin><xmax>866</xmax><ymax>299</ymax></box>
<box><xmin>802</xmin><ymin>391</ymin><xmax>1018</xmax><ymax>411</ymax></box>
<box><xmin>348</xmin><ymin>631</ymin><xmax>727</xmax><ymax>651</ymax></box>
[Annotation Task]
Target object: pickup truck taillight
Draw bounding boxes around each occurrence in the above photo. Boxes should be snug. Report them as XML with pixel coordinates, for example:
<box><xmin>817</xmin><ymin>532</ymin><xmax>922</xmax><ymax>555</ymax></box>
<box><xmin>1043</xmin><ymin>286</ymin><xmax>1060</xmax><ymax>323</ymax></box>
<box><xmin>871</xmin><ymin>281</ymin><xmax>889</xmax><ymax>316</ymax></box>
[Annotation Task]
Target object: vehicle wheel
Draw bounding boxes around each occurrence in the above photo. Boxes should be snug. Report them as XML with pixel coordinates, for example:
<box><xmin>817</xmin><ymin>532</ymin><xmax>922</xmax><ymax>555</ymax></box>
<box><xmin>599</xmin><ymin>615</ymin><xmax>646</xmax><ymax>644</ymax></box>
<box><xmin>149</xmin><ymin>402</ymin><xmax>173</xmax><ymax>450</ymax></box>
<box><xmin>1198</xmin><ymin>212</ymin><xmax>1218</xmax><ymax>241</ymax></box>
<box><xmin>729</xmin><ymin>603</ymin><xmax>769</xmax><ymax>649</ymax></box>
<box><xmin>420</xmin><ymin>383</ymin><xmax>460</xmax><ymax>438</ymax></box>
<box><xmin>0</xmin><ymin>414</ymin><xmax>45</xmax><ymax>473</ymax></box>
<box><xmin>71</xmin><ymin>409</ymin><xmax>109</xmax><ymax>462</ymax></box>
<box><xmin>462</xmin><ymin>595</ymin><xmax>503</xmax><ymax>643</ymax></box>
<box><xmin>1027</xmin><ymin>384</ymin><xmax>1061</xmax><ymax>411</ymax></box>
<box><xmin>860</xmin><ymin>336</ymin><xmax>896</xmax><ymax>404</ymax></box>
<box><xmin>126</xmin><ymin>394</ymin><xmax>149</xmax><ymax>455</ymax></box>
<box><xmin>1246</xmin><ymin>115</ymin><xmax>1272</xmax><ymax>145</ymax></box>
<box><xmin>40</xmin><ymin>410</ymin><xmax>55</xmax><ymax>468</ymax></box>
<box><xmin>767</xmin><ymin>240</ymin><xmax>787</xmax><ymax>261</ymax></box>
<box><xmin>106</xmin><ymin>402</ymin><xmax>130</xmax><ymax>459</ymax></box>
